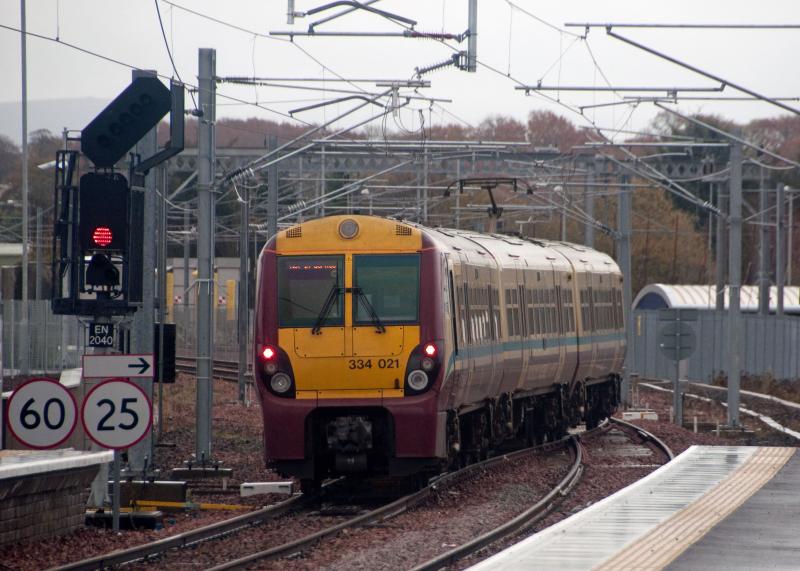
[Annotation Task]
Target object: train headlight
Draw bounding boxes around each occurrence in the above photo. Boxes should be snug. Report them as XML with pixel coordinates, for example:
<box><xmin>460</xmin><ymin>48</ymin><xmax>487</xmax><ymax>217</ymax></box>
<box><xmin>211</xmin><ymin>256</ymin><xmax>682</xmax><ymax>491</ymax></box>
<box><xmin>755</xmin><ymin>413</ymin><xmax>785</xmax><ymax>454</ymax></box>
<box><xmin>270</xmin><ymin>373</ymin><xmax>293</xmax><ymax>394</ymax></box>
<box><xmin>421</xmin><ymin>357</ymin><xmax>435</xmax><ymax>372</ymax></box>
<box><xmin>407</xmin><ymin>370</ymin><xmax>429</xmax><ymax>391</ymax></box>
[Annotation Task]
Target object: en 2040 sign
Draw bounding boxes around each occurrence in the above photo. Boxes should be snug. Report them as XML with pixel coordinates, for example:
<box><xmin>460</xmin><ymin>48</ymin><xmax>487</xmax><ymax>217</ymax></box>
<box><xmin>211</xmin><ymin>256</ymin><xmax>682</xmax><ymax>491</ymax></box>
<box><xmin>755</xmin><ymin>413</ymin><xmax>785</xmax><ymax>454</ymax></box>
<box><xmin>88</xmin><ymin>323</ymin><xmax>115</xmax><ymax>348</ymax></box>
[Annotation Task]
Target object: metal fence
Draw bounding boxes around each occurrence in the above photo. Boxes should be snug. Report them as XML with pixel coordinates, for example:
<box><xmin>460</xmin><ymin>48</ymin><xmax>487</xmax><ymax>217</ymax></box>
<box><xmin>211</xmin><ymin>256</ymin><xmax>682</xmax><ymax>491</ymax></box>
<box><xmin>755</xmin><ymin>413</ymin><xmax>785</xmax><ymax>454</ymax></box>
<box><xmin>172</xmin><ymin>305</ymin><xmax>252</xmax><ymax>365</ymax></box>
<box><xmin>631</xmin><ymin>309</ymin><xmax>800</xmax><ymax>382</ymax></box>
<box><xmin>2</xmin><ymin>300</ymin><xmax>84</xmax><ymax>376</ymax></box>
<box><xmin>0</xmin><ymin>301</ymin><xmax>253</xmax><ymax>377</ymax></box>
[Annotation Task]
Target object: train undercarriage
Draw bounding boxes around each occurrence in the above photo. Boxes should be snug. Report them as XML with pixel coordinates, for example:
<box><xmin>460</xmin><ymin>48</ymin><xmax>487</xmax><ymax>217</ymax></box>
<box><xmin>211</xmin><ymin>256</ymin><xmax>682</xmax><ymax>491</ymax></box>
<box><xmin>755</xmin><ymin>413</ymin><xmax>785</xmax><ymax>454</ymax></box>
<box><xmin>447</xmin><ymin>374</ymin><xmax>621</xmax><ymax>468</ymax></box>
<box><xmin>288</xmin><ymin>374</ymin><xmax>620</xmax><ymax>492</ymax></box>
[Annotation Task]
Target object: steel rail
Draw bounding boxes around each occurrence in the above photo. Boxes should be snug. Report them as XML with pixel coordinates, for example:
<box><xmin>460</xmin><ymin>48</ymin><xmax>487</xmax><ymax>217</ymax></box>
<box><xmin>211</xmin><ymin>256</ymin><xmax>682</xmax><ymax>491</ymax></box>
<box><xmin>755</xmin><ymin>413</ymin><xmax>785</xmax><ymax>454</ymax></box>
<box><xmin>206</xmin><ymin>430</ymin><xmax>592</xmax><ymax>570</ymax></box>
<box><xmin>609</xmin><ymin>416</ymin><xmax>675</xmax><ymax>461</ymax></box>
<box><xmin>46</xmin><ymin>493</ymin><xmax>312</xmax><ymax>571</ymax></box>
<box><xmin>175</xmin><ymin>356</ymin><xmax>252</xmax><ymax>383</ymax></box>
<box><xmin>410</xmin><ymin>439</ymin><xmax>583</xmax><ymax>571</ymax></box>
<box><xmin>411</xmin><ymin>417</ymin><xmax>673</xmax><ymax>570</ymax></box>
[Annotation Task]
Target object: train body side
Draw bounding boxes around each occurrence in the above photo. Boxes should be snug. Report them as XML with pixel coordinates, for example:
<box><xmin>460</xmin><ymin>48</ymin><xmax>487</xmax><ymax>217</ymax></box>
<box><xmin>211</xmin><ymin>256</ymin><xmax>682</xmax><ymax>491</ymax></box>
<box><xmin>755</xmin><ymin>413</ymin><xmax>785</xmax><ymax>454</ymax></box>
<box><xmin>432</xmin><ymin>230</ymin><xmax>625</xmax><ymax>410</ymax></box>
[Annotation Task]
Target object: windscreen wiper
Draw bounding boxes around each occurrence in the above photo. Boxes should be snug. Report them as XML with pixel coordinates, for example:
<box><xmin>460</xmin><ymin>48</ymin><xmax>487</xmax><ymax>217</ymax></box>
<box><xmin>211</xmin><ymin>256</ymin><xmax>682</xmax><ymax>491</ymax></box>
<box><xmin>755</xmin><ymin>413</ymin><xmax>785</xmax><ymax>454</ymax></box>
<box><xmin>354</xmin><ymin>287</ymin><xmax>386</xmax><ymax>333</ymax></box>
<box><xmin>311</xmin><ymin>285</ymin><xmax>341</xmax><ymax>335</ymax></box>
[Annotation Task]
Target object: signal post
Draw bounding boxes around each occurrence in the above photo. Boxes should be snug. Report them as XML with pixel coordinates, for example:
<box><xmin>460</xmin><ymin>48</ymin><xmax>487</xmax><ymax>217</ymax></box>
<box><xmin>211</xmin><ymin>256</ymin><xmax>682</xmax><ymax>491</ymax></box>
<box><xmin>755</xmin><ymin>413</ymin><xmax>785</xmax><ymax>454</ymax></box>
<box><xmin>50</xmin><ymin>75</ymin><xmax>183</xmax><ymax>529</ymax></box>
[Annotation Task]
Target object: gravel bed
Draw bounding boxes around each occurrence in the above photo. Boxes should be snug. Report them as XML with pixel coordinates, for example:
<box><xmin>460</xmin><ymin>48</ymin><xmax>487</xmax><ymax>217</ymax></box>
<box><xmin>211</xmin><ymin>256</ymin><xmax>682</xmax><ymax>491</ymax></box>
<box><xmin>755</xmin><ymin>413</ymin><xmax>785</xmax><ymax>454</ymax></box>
<box><xmin>252</xmin><ymin>446</ymin><xmax>574</xmax><ymax>571</ymax></box>
<box><xmin>636</xmin><ymin>382</ymin><xmax>800</xmax><ymax>447</ymax></box>
<box><xmin>1</xmin><ymin>374</ymin><xmax>796</xmax><ymax>571</ymax></box>
<box><xmin>454</xmin><ymin>424</ymin><xmax>672</xmax><ymax>570</ymax></box>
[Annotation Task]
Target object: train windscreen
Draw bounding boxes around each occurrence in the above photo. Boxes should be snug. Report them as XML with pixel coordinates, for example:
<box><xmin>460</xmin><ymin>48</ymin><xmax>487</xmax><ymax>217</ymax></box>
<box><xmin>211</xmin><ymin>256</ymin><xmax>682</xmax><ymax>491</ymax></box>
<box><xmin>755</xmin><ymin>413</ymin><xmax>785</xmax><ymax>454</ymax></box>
<box><xmin>354</xmin><ymin>254</ymin><xmax>420</xmax><ymax>324</ymax></box>
<box><xmin>277</xmin><ymin>256</ymin><xmax>343</xmax><ymax>327</ymax></box>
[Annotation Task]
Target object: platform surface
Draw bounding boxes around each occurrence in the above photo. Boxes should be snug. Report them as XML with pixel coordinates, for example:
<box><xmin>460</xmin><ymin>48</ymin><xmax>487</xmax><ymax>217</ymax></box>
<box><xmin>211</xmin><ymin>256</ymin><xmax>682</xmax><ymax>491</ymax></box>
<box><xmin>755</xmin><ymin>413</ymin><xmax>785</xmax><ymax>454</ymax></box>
<box><xmin>468</xmin><ymin>445</ymin><xmax>797</xmax><ymax>571</ymax></box>
<box><xmin>0</xmin><ymin>448</ymin><xmax>112</xmax><ymax>479</ymax></box>
<box><xmin>668</xmin><ymin>449</ymin><xmax>800</xmax><ymax>570</ymax></box>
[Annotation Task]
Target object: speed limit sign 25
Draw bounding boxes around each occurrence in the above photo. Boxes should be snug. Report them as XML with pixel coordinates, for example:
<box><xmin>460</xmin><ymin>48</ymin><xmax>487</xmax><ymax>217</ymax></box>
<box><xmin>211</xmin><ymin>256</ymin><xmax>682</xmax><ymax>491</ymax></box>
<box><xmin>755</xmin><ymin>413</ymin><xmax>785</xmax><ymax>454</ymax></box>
<box><xmin>6</xmin><ymin>378</ymin><xmax>78</xmax><ymax>449</ymax></box>
<box><xmin>81</xmin><ymin>378</ymin><xmax>152</xmax><ymax>450</ymax></box>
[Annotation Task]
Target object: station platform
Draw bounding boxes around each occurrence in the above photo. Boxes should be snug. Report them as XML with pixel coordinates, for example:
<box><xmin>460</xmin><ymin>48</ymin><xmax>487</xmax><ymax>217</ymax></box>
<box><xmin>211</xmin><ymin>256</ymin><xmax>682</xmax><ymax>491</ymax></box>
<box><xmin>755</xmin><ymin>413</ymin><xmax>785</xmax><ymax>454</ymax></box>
<box><xmin>469</xmin><ymin>445</ymin><xmax>798</xmax><ymax>571</ymax></box>
<box><xmin>0</xmin><ymin>449</ymin><xmax>112</xmax><ymax>546</ymax></box>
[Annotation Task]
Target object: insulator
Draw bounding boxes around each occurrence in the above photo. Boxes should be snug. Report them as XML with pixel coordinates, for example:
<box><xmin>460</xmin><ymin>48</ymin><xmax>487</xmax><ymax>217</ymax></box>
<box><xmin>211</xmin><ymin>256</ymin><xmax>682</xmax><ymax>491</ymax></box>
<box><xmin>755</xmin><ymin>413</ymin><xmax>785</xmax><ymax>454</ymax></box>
<box><xmin>404</xmin><ymin>29</ymin><xmax>461</xmax><ymax>41</ymax></box>
<box><xmin>231</xmin><ymin>167</ymin><xmax>255</xmax><ymax>185</ymax></box>
<box><xmin>414</xmin><ymin>53</ymin><xmax>460</xmax><ymax>78</ymax></box>
<box><xmin>287</xmin><ymin>200</ymin><xmax>307</xmax><ymax>213</ymax></box>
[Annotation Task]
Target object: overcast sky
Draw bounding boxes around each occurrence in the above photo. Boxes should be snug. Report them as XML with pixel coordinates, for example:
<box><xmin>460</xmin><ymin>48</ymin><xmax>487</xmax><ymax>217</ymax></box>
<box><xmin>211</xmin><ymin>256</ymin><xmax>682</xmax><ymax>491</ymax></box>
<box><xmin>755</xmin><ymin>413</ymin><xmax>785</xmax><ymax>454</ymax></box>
<box><xmin>1</xmin><ymin>1</ymin><xmax>799</xmax><ymax>141</ymax></box>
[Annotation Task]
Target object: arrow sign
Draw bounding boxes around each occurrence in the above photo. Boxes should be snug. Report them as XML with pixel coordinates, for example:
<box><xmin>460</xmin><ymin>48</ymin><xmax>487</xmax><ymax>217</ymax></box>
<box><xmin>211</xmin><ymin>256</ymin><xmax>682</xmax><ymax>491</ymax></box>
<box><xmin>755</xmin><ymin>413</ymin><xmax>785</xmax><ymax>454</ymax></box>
<box><xmin>127</xmin><ymin>357</ymin><xmax>151</xmax><ymax>375</ymax></box>
<box><xmin>83</xmin><ymin>354</ymin><xmax>155</xmax><ymax>379</ymax></box>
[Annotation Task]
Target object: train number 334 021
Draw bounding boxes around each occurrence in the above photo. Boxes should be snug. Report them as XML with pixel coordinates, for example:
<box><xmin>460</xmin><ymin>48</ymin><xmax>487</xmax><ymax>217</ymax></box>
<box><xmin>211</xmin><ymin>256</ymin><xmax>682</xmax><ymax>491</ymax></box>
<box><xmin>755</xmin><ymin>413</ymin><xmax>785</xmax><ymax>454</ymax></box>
<box><xmin>348</xmin><ymin>358</ymin><xmax>400</xmax><ymax>370</ymax></box>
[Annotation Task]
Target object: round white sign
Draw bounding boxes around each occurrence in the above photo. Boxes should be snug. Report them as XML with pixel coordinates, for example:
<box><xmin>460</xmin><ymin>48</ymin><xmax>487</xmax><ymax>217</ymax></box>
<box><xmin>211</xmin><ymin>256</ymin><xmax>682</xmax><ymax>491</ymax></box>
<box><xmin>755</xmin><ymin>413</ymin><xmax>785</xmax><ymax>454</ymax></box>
<box><xmin>81</xmin><ymin>378</ymin><xmax>152</xmax><ymax>450</ymax></box>
<box><xmin>6</xmin><ymin>378</ymin><xmax>78</xmax><ymax>449</ymax></box>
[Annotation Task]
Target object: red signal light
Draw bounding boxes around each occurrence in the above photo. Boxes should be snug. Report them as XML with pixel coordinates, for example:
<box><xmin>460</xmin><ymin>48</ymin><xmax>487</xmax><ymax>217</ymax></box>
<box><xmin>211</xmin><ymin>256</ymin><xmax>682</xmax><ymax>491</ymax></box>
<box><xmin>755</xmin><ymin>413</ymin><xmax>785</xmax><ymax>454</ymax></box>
<box><xmin>92</xmin><ymin>226</ymin><xmax>113</xmax><ymax>247</ymax></box>
<box><xmin>423</xmin><ymin>343</ymin><xmax>437</xmax><ymax>357</ymax></box>
<box><xmin>260</xmin><ymin>346</ymin><xmax>277</xmax><ymax>361</ymax></box>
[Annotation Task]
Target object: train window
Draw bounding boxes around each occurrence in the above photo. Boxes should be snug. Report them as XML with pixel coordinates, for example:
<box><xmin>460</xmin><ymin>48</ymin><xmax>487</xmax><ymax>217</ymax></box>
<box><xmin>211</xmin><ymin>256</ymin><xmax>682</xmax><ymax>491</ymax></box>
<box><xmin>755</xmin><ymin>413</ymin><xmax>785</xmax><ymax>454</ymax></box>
<box><xmin>487</xmin><ymin>285</ymin><xmax>496</xmax><ymax>340</ymax></box>
<box><xmin>463</xmin><ymin>283</ymin><xmax>472</xmax><ymax>344</ymax></box>
<box><xmin>449</xmin><ymin>272</ymin><xmax>459</xmax><ymax>355</ymax></box>
<box><xmin>354</xmin><ymin>254</ymin><xmax>420</xmax><ymax>324</ymax></box>
<box><xmin>277</xmin><ymin>255</ymin><xmax>344</xmax><ymax>327</ymax></box>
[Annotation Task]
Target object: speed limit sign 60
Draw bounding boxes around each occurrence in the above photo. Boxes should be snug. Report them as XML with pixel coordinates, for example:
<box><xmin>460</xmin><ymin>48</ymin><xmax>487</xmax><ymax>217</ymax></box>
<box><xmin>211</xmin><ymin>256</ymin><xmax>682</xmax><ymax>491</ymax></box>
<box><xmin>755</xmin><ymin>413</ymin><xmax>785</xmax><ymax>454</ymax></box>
<box><xmin>81</xmin><ymin>378</ymin><xmax>152</xmax><ymax>450</ymax></box>
<box><xmin>6</xmin><ymin>378</ymin><xmax>78</xmax><ymax>449</ymax></box>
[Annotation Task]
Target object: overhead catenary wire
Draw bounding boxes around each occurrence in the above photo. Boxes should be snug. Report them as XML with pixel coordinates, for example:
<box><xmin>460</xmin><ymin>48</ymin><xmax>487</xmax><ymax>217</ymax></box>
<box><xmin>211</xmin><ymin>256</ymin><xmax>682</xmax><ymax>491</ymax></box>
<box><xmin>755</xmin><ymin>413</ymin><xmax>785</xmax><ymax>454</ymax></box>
<box><xmin>0</xmin><ymin>22</ymin><xmax>307</xmax><ymax>125</ymax></box>
<box><xmin>153</xmin><ymin>0</ymin><xmax>198</xmax><ymax>111</ymax></box>
<box><xmin>654</xmin><ymin>102</ymin><xmax>800</xmax><ymax>170</ymax></box>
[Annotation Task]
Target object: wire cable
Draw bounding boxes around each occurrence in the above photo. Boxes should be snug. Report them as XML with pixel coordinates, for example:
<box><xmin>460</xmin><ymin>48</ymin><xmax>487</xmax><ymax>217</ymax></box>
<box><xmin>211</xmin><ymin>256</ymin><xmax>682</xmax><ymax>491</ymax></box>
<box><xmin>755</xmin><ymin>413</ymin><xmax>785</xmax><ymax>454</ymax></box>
<box><xmin>0</xmin><ymin>22</ymin><xmax>308</xmax><ymax>125</ymax></box>
<box><xmin>154</xmin><ymin>0</ymin><xmax>198</xmax><ymax>111</ymax></box>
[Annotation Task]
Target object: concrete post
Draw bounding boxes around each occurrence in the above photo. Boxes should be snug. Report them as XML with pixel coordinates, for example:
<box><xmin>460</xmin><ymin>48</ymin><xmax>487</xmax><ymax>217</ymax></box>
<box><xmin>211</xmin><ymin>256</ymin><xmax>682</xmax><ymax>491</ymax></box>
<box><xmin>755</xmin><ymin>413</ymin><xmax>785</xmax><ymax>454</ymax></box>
<box><xmin>715</xmin><ymin>184</ymin><xmax>728</xmax><ymax>311</ymax></box>
<box><xmin>727</xmin><ymin>142</ymin><xmax>743</xmax><ymax>427</ymax></box>
<box><xmin>267</xmin><ymin>135</ymin><xmax>278</xmax><ymax>239</ymax></box>
<box><xmin>20</xmin><ymin>0</ymin><xmax>29</xmax><ymax>377</ymax></box>
<box><xmin>616</xmin><ymin>175</ymin><xmax>633</xmax><ymax>407</ymax></box>
<box><xmin>777</xmin><ymin>182</ymin><xmax>785</xmax><ymax>316</ymax></box>
<box><xmin>467</xmin><ymin>0</ymin><xmax>477</xmax><ymax>72</ymax></box>
<box><xmin>129</xmin><ymin>68</ymin><xmax>158</xmax><ymax>470</ymax></box>
<box><xmin>156</xmin><ymin>166</ymin><xmax>167</xmax><ymax>440</ymax></box>
<box><xmin>455</xmin><ymin>159</ymin><xmax>461</xmax><ymax>229</ymax></box>
<box><xmin>183</xmin><ymin>209</ymin><xmax>190</xmax><ymax>309</ymax></box>
<box><xmin>584</xmin><ymin>161</ymin><xmax>595</xmax><ymax>248</ymax></box>
<box><xmin>758</xmin><ymin>167</ymin><xmax>769</xmax><ymax>315</ymax></box>
<box><xmin>423</xmin><ymin>150</ymin><xmax>429</xmax><ymax>223</ymax></box>
<box><xmin>789</xmin><ymin>191</ymin><xmax>794</xmax><ymax>285</ymax></box>
<box><xmin>238</xmin><ymin>178</ymin><xmax>249</xmax><ymax>403</ymax></box>
<box><xmin>319</xmin><ymin>145</ymin><xmax>326</xmax><ymax>217</ymax></box>
<box><xmin>196</xmin><ymin>48</ymin><xmax>216</xmax><ymax>460</ymax></box>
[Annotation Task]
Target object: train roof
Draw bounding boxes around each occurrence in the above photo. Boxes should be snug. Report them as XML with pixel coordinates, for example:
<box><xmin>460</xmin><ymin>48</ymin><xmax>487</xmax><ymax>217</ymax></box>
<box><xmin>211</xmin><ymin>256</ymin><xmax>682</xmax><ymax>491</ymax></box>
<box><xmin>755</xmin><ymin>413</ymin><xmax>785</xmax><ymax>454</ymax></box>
<box><xmin>411</xmin><ymin>223</ymin><xmax>619</xmax><ymax>273</ymax></box>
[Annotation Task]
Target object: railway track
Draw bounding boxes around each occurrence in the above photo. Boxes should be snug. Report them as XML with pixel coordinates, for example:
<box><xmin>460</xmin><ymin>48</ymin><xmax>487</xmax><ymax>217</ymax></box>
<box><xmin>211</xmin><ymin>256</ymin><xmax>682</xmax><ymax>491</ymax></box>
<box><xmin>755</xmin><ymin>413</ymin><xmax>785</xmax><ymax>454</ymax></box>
<box><xmin>51</xmin><ymin>418</ymin><xmax>671</xmax><ymax>571</ymax></box>
<box><xmin>175</xmin><ymin>356</ymin><xmax>252</xmax><ymax>383</ymax></box>
<box><xmin>410</xmin><ymin>417</ymin><xmax>674</xmax><ymax>571</ymax></box>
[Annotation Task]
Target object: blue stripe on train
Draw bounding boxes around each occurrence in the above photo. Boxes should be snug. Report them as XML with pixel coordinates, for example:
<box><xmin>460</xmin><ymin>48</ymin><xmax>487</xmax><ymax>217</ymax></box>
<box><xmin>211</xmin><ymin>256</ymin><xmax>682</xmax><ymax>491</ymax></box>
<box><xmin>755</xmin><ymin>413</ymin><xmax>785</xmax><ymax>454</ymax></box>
<box><xmin>443</xmin><ymin>331</ymin><xmax>625</xmax><ymax>376</ymax></box>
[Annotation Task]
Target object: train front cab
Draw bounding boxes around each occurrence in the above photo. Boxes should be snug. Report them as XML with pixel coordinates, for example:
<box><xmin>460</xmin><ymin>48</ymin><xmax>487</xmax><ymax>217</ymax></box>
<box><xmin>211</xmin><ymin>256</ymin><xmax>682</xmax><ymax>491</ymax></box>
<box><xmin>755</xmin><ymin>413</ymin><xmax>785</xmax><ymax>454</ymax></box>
<box><xmin>254</xmin><ymin>217</ymin><xmax>446</xmax><ymax>487</ymax></box>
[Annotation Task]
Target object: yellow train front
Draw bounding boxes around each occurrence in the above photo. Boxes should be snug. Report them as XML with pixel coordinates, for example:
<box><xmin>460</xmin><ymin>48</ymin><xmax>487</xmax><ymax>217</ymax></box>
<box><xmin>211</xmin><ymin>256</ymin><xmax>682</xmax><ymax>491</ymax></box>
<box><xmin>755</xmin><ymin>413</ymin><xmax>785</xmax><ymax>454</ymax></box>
<box><xmin>254</xmin><ymin>216</ymin><xmax>444</xmax><ymax>489</ymax></box>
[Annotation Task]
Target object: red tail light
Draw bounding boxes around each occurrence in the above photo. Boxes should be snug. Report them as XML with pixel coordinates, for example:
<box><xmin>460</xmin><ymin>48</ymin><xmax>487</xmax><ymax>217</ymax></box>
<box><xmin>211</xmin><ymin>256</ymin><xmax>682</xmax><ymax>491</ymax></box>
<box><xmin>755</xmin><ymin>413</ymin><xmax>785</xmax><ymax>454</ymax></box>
<box><xmin>423</xmin><ymin>343</ymin><xmax>437</xmax><ymax>357</ymax></box>
<box><xmin>260</xmin><ymin>345</ymin><xmax>277</xmax><ymax>361</ymax></box>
